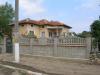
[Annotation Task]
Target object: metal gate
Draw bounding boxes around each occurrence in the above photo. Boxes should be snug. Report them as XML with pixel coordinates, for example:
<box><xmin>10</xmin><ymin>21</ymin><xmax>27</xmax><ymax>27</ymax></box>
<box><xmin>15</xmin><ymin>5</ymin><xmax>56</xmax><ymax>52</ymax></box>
<box><xmin>6</xmin><ymin>37</ymin><xmax>13</xmax><ymax>53</ymax></box>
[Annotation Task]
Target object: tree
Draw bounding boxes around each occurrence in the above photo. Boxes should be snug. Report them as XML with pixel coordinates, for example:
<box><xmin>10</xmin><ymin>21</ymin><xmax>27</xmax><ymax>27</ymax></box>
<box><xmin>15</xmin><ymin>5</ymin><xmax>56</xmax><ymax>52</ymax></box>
<box><xmin>0</xmin><ymin>2</ymin><xmax>14</xmax><ymax>37</ymax></box>
<box><xmin>91</xmin><ymin>20</ymin><xmax>100</xmax><ymax>51</ymax></box>
<box><xmin>77</xmin><ymin>31</ymin><xmax>91</xmax><ymax>38</ymax></box>
<box><xmin>91</xmin><ymin>20</ymin><xmax>100</xmax><ymax>39</ymax></box>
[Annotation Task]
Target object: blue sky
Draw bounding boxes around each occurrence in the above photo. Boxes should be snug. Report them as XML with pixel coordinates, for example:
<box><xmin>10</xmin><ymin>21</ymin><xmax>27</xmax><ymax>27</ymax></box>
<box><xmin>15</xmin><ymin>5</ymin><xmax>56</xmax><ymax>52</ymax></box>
<box><xmin>0</xmin><ymin>0</ymin><xmax>100</xmax><ymax>33</ymax></box>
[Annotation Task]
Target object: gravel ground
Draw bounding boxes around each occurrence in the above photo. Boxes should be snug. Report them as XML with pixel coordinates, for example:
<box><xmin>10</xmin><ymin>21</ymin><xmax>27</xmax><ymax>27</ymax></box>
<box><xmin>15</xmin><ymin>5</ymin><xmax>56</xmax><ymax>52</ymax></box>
<box><xmin>0</xmin><ymin>54</ymin><xmax>100</xmax><ymax>75</ymax></box>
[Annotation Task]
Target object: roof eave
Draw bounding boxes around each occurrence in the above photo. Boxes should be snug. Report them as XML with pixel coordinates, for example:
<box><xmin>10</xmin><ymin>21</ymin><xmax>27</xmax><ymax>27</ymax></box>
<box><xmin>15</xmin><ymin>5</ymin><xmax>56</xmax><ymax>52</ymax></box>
<box><xmin>63</xmin><ymin>24</ymin><xmax>72</xmax><ymax>29</ymax></box>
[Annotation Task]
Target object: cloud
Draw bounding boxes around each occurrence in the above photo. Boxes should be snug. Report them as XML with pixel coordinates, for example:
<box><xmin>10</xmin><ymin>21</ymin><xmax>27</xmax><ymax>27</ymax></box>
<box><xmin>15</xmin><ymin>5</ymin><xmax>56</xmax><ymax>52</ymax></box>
<box><xmin>75</xmin><ymin>0</ymin><xmax>100</xmax><ymax>11</ymax></box>
<box><xmin>0</xmin><ymin>0</ymin><xmax>12</xmax><ymax>5</ymax></box>
<box><xmin>19</xmin><ymin>0</ymin><xmax>45</xmax><ymax>16</ymax></box>
<box><xmin>81</xmin><ymin>0</ymin><xmax>99</xmax><ymax>9</ymax></box>
<box><xmin>0</xmin><ymin>0</ymin><xmax>6</xmax><ymax>4</ymax></box>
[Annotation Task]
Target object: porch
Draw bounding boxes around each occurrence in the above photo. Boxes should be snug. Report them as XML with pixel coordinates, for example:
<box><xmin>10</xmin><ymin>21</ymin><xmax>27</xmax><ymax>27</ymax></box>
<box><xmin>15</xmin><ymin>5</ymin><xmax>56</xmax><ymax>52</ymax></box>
<box><xmin>47</xmin><ymin>26</ymin><xmax>63</xmax><ymax>38</ymax></box>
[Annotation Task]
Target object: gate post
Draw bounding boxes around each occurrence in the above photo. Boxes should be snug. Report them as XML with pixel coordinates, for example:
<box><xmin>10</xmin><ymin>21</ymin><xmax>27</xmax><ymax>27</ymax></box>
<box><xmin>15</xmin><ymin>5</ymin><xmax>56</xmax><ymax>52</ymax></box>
<box><xmin>86</xmin><ymin>37</ymin><xmax>91</xmax><ymax>59</ymax></box>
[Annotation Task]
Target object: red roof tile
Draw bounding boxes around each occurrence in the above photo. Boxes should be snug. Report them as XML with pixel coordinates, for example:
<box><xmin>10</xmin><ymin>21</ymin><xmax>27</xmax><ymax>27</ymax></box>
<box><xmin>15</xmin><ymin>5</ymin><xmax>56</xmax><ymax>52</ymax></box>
<box><xmin>37</xmin><ymin>19</ymin><xmax>49</xmax><ymax>25</ymax></box>
<box><xmin>48</xmin><ymin>21</ymin><xmax>64</xmax><ymax>26</ymax></box>
<box><xmin>19</xmin><ymin>18</ymin><xmax>38</xmax><ymax>24</ymax></box>
<box><xmin>10</xmin><ymin>18</ymin><xmax>72</xmax><ymax>29</ymax></box>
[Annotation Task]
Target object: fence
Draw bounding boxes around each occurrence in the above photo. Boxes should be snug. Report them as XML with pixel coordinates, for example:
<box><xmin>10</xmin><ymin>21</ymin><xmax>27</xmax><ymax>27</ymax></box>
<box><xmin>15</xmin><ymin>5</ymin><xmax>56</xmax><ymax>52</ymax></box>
<box><xmin>18</xmin><ymin>36</ymin><xmax>91</xmax><ymax>59</ymax></box>
<box><xmin>0</xmin><ymin>36</ymin><xmax>7</xmax><ymax>53</ymax></box>
<box><xmin>0</xmin><ymin>36</ymin><xmax>92</xmax><ymax>59</ymax></box>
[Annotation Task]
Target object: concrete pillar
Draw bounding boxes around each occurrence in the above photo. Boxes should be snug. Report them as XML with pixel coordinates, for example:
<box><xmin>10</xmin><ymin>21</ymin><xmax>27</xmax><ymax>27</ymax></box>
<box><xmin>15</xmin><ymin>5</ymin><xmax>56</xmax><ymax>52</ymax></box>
<box><xmin>14</xmin><ymin>43</ymin><xmax>20</xmax><ymax>63</ymax></box>
<box><xmin>29</xmin><ymin>37</ymin><xmax>33</xmax><ymax>54</ymax></box>
<box><xmin>54</xmin><ymin>37</ymin><xmax>58</xmax><ymax>56</ymax></box>
<box><xmin>86</xmin><ymin>37</ymin><xmax>91</xmax><ymax>59</ymax></box>
<box><xmin>12</xmin><ymin>32</ymin><xmax>20</xmax><ymax>63</ymax></box>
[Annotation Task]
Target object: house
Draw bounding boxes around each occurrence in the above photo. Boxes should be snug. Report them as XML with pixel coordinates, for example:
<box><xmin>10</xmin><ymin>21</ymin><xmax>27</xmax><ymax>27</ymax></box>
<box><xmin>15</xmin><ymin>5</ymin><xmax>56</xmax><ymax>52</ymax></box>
<box><xmin>10</xmin><ymin>18</ymin><xmax>72</xmax><ymax>38</ymax></box>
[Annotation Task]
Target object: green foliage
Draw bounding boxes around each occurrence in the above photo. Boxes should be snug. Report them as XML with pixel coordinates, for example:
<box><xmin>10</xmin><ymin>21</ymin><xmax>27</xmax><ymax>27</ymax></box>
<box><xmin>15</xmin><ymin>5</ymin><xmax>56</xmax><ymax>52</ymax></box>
<box><xmin>92</xmin><ymin>38</ymin><xmax>98</xmax><ymax>49</ymax></box>
<box><xmin>91</xmin><ymin>20</ymin><xmax>100</xmax><ymax>51</ymax></box>
<box><xmin>77</xmin><ymin>31</ymin><xmax>91</xmax><ymax>38</ymax></box>
<box><xmin>0</xmin><ymin>32</ymin><xmax>3</xmax><ymax>42</ymax></box>
<box><xmin>91</xmin><ymin>20</ymin><xmax>100</xmax><ymax>40</ymax></box>
<box><xmin>89</xmin><ymin>52</ymin><xmax>98</xmax><ymax>64</ymax></box>
<box><xmin>0</xmin><ymin>2</ymin><xmax>14</xmax><ymax>37</ymax></box>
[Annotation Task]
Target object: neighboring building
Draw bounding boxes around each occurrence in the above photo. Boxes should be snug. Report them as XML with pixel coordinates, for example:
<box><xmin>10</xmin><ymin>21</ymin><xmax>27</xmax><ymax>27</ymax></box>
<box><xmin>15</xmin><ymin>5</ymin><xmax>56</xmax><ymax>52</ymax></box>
<box><xmin>10</xmin><ymin>18</ymin><xmax>72</xmax><ymax>38</ymax></box>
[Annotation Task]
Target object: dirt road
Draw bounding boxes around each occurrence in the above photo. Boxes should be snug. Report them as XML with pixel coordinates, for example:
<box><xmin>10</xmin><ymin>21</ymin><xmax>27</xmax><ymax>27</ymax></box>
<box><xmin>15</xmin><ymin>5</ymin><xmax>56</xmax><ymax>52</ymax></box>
<box><xmin>20</xmin><ymin>55</ymin><xmax>100</xmax><ymax>75</ymax></box>
<box><xmin>0</xmin><ymin>54</ymin><xmax>100</xmax><ymax>75</ymax></box>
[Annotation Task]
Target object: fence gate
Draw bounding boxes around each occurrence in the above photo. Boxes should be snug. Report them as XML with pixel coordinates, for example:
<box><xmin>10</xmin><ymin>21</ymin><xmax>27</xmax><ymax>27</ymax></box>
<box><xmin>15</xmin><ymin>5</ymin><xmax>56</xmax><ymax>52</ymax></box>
<box><xmin>6</xmin><ymin>37</ymin><xmax>13</xmax><ymax>53</ymax></box>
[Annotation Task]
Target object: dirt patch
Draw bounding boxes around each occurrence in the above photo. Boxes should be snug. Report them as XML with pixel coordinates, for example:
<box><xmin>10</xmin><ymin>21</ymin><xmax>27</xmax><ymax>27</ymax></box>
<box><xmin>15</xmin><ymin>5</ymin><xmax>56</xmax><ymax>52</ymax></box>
<box><xmin>0</xmin><ymin>61</ymin><xmax>59</xmax><ymax>75</ymax></box>
<box><xmin>0</xmin><ymin>66</ymin><xmax>14</xmax><ymax>75</ymax></box>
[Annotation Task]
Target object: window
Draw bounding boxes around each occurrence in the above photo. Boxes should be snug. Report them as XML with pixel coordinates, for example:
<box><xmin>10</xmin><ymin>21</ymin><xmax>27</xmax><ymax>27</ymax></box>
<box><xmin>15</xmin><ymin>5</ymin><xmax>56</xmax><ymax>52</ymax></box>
<box><xmin>41</xmin><ymin>32</ymin><xmax>45</xmax><ymax>38</ymax></box>
<box><xmin>40</xmin><ymin>25</ymin><xmax>44</xmax><ymax>28</ymax></box>
<box><xmin>54</xmin><ymin>32</ymin><xmax>57</xmax><ymax>37</ymax></box>
<box><xmin>49</xmin><ymin>32</ymin><xmax>52</xmax><ymax>38</ymax></box>
<box><xmin>63</xmin><ymin>32</ymin><xmax>66</xmax><ymax>37</ymax></box>
<box><xmin>29</xmin><ymin>31</ymin><xmax>34</xmax><ymax>36</ymax></box>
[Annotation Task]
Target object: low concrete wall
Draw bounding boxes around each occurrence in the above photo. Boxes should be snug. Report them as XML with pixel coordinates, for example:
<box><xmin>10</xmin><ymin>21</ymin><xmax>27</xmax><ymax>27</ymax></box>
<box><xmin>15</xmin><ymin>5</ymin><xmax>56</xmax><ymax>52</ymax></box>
<box><xmin>20</xmin><ymin>45</ymin><xmax>87</xmax><ymax>59</ymax></box>
<box><xmin>0</xmin><ymin>36</ymin><xmax>91</xmax><ymax>59</ymax></box>
<box><xmin>19</xmin><ymin>37</ymin><xmax>91</xmax><ymax>59</ymax></box>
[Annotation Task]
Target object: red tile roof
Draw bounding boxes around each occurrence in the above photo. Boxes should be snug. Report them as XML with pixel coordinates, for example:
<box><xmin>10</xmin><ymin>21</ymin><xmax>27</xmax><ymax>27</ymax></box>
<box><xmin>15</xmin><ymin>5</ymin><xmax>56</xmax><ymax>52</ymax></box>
<box><xmin>19</xmin><ymin>18</ymin><xmax>38</xmax><ymax>24</ymax></box>
<box><xmin>11</xmin><ymin>18</ymin><xmax>72</xmax><ymax>29</ymax></box>
<box><xmin>38</xmin><ymin>19</ymin><xmax>49</xmax><ymax>25</ymax></box>
<box><xmin>48</xmin><ymin>21</ymin><xmax>64</xmax><ymax>26</ymax></box>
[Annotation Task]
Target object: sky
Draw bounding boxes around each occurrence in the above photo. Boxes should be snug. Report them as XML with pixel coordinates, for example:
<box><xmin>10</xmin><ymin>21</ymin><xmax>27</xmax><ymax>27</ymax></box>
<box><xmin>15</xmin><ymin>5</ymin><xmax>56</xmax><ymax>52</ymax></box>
<box><xmin>0</xmin><ymin>0</ymin><xmax>100</xmax><ymax>33</ymax></box>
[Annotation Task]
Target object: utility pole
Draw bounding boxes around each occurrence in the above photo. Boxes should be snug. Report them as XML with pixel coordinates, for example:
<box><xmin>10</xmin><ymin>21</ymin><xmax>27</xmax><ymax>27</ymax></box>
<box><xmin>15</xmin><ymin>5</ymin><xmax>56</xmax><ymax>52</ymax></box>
<box><xmin>14</xmin><ymin>0</ymin><xmax>19</xmax><ymax>63</ymax></box>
